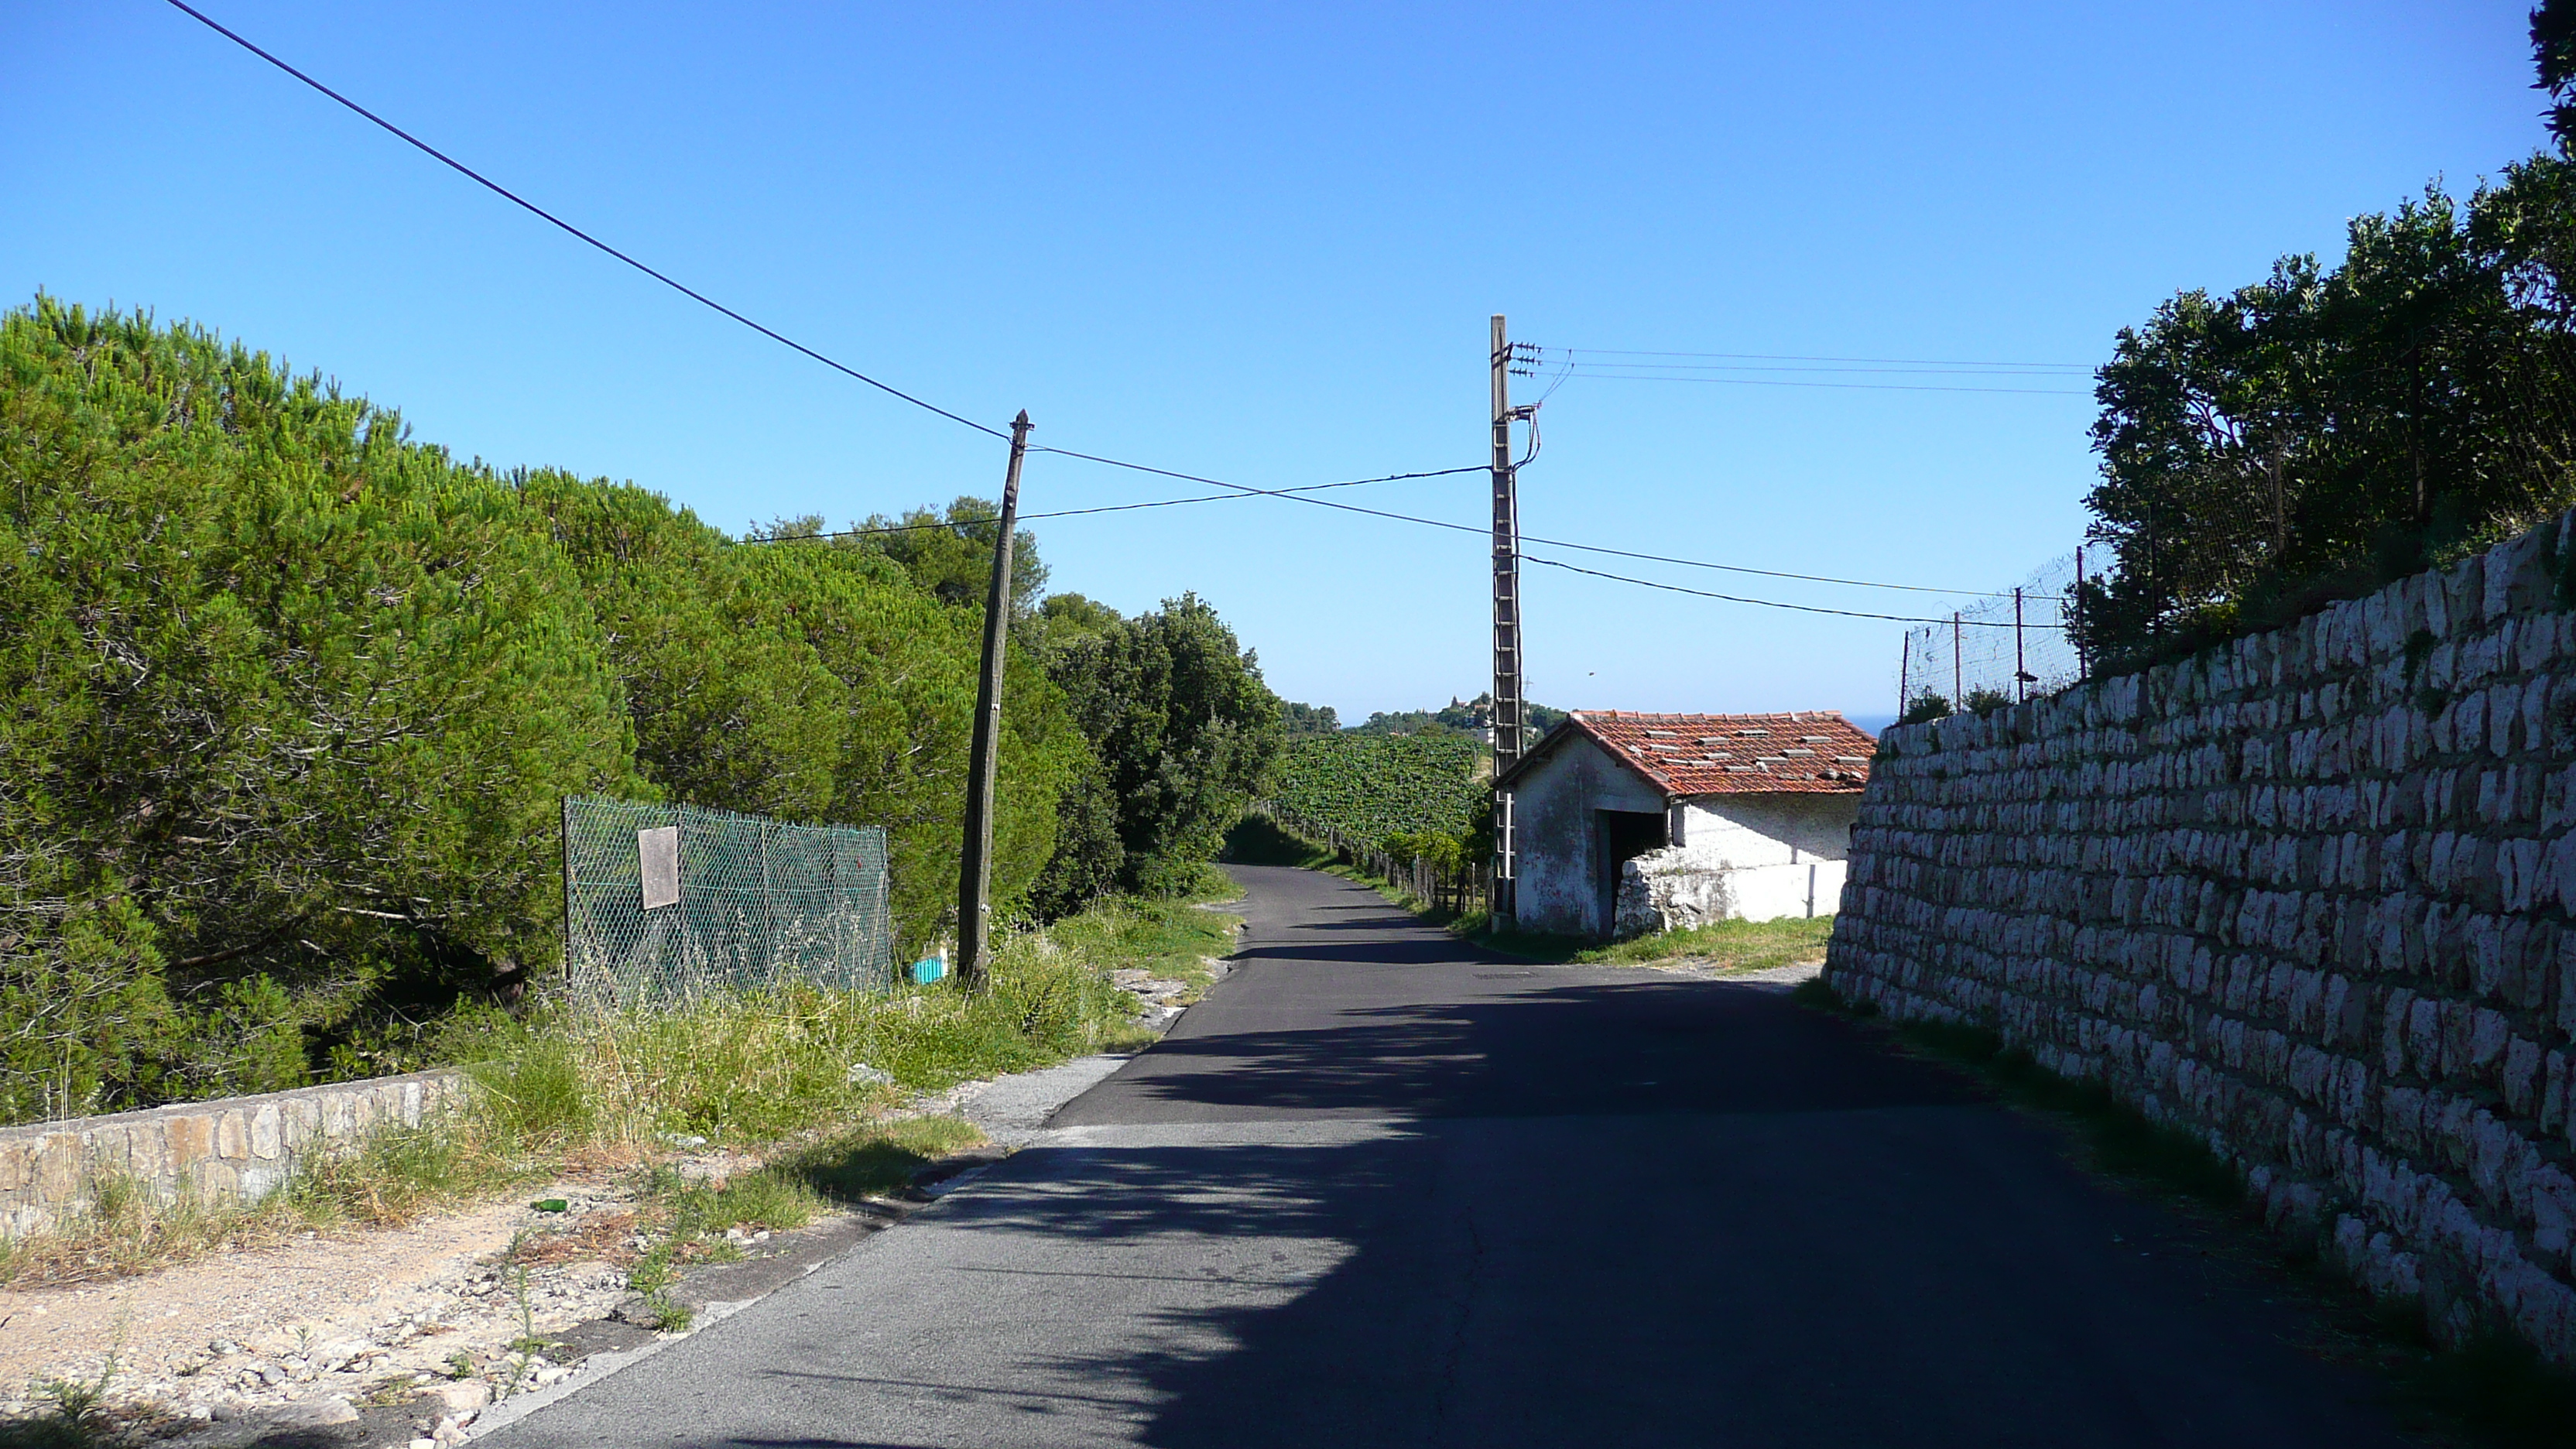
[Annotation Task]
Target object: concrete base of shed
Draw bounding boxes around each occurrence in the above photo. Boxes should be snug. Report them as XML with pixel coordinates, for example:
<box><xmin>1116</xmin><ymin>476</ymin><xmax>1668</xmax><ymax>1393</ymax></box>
<box><xmin>1613</xmin><ymin>850</ymin><xmax>1841</xmax><ymax>938</ymax></box>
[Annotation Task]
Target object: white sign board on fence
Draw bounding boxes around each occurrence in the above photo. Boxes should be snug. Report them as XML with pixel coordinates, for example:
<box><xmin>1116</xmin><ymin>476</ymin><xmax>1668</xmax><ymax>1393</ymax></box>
<box><xmin>638</xmin><ymin>826</ymin><xmax>680</xmax><ymax>910</ymax></box>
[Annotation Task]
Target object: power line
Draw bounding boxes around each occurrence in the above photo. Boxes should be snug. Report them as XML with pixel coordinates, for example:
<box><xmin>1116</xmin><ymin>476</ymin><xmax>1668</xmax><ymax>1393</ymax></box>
<box><xmin>1550</xmin><ymin>371</ymin><xmax>2091</xmax><ymax>397</ymax></box>
<box><xmin>162</xmin><ymin>0</ymin><xmax>1012</xmax><ymax>441</ymax></box>
<box><xmin>167</xmin><ymin>1</ymin><xmax>1524</xmax><ymax>543</ymax></box>
<box><xmin>1513</xmin><ymin>535</ymin><xmax>2060</xmax><ymax>601</ymax></box>
<box><xmin>740</xmin><ymin>467</ymin><xmax>1482</xmax><ymax>543</ymax></box>
<box><xmin>1516</xmin><ymin>552</ymin><xmax>2066</xmax><ymax>627</ymax></box>
<box><xmin>161</xmin><ymin>2</ymin><xmax>2077</xmax><ymax>625</ymax></box>
<box><xmin>1551</xmin><ymin>346</ymin><xmax>2094</xmax><ymax>371</ymax></box>
<box><xmin>1519</xmin><ymin>344</ymin><xmax>2098</xmax><ymax>395</ymax></box>
<box><xmin>1549</xmin><ymin>361</ymin><xmax>2086</xmax><ymax>378</ymax></box>
<box><xmin>1036</xmin><ymin>447</ymin><xmax>2062</xmax><ymax>601</ymax></box>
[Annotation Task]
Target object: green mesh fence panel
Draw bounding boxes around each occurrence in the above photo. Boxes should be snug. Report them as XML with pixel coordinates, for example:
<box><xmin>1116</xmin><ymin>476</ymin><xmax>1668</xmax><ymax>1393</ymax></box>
<box><xmin>561</xmin><ymin>796</ymin><xmax>895</xmax><ymax>1006</ymax></box>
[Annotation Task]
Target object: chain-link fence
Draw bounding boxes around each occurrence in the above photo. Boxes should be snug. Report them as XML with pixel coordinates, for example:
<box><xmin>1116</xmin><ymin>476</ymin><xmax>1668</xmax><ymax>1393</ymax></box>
<box><xmin>561</xmin><ymin>796</ymin><xmax>895</xmax><ymax>1007</ymax></box>
<box><xmin>1896</xmin><ymin>550</ymin><xmax>2100</xmax><ymax>718</ymax></box>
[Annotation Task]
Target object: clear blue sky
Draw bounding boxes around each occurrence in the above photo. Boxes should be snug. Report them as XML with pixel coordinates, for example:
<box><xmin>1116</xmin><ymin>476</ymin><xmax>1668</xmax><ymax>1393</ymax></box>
<box><xmin>1</xmin><ymin>2</ymin><xmax>2553</xmax><ymax>726</ymax></box>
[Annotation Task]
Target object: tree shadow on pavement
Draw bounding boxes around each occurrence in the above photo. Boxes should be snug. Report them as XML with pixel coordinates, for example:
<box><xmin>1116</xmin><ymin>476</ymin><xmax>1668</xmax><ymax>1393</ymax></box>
<box><xmin>1056</xmin><ymin>979</ymin><xmax>1986</xmax><ymax>1125</ymax></box>
<box><xmin>865</xmin><ymin>1110</ymin><xmax>2413</xmax><ymax>1449</ymax></box>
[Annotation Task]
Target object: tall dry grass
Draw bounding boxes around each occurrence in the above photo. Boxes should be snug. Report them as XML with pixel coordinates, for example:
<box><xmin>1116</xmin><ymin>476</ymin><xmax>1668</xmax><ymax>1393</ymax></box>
<box><xmin>0</xmin><ymin>888</ymin><xmax>1236</xmax><ymax>1289</ymax></box>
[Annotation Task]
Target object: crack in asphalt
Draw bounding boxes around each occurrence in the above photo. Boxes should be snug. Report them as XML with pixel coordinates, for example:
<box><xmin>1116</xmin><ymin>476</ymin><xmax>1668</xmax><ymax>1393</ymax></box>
<box><xmin>1428</xmin><ymin>1204</ymin><xmax>1485</xmax><ymax>1439</ymax></box>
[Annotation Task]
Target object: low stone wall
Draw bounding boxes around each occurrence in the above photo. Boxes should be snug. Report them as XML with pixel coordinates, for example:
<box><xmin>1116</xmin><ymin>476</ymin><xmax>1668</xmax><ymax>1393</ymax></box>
<box><xmin>1826</xmin><ymin>513</ymin><xmax>2576</xmax><ymax>1361</ymax></box>
<box><xmin>0</xmin><ymin>1070</ymin><xmax>468</xmax><ymax>1239</ymax></box>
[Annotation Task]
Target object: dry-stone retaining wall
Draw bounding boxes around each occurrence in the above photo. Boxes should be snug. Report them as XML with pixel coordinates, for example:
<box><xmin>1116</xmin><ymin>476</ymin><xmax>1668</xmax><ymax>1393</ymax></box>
<box><xmin>1825</xmin><ymin>513</ymin><xmax>2576</xmax><ymax>1362</ymax></box>
<box><xmin>0</xmin><ymin>1069</ymin><xmax>465</xmax><ymax>1240</ymax></box>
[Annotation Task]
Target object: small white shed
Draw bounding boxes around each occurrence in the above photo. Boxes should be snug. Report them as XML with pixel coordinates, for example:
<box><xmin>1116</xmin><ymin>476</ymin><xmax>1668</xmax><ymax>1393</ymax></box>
<box><xmin>1492</xmin><ymin>711</ymin><xmax>1874</xmax><ymax>940</ymax></box>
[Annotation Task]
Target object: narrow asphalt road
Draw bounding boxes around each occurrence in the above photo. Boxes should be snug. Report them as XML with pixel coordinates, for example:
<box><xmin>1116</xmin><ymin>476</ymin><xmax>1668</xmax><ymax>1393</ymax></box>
<box><xmin>483</xmin><ymin>865</ymin><xmax>2407</xmax><ymax>1448</ymax></box>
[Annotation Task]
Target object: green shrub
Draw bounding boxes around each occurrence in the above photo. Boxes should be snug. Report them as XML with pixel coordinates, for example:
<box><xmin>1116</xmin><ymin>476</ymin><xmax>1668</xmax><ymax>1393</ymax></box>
<box><xmin>1033</xmin><ymin>594</ymin><xmax>1283</xmax><ymax>900</ymax></box>
<box><xmin>0</xmin><ymin>297</ymin><xmax>645</xmax><ymax>1119</ymax></box>
<box><xmin>738</xmin><ymin>543</ymin><xmax>1080</xmax><ymax>955</ymax></box>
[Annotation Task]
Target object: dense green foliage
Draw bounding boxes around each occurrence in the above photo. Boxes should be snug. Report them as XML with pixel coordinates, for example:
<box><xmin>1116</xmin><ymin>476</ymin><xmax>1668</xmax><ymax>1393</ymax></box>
<box><xmin>1</xmin><ymin>300</ymin><xmax>648</xmax><ymax>1119</ymax></box>
<box><xmin>730</xmin><ymin>542</ymin><xmax>1078</xmax><ymax>947</ymax></box>
<box><xmin>1269</xmin><ymin>734</ymin><xmax>1486</xmax><ymax>843</ymax></box>
<box><xmin>0</xmin><ymin>299</ymin><xmax>1130</xmax><ymax>1122</ymax></box>
<box><xmin>1031</xmin><ymin>593</ymin><xmax>1283</xmax><ymax>907</ymax></box>
<box><xmin>2080</xmin><ymin>17</ymin><xmax>2576</xmax><ymax>667</ymax></box>
<box><xmin>827</xmin><ymin>495</ymin><xmax>1048</xmax><ymax>616</ymax></box>
<box><xmin>1279</xmin><ymin>701</ymin><xmax>1341</xmax><ymax>738</ymax></box>
<box><xmin>1350</xmin><ymin>693</ymin><xmax>1563</xmax><ymax>743</ymax></box>
<box><xmin>523</xmin><ymin>477</ymin><xmax>844</xmax><ymax>820</ymax></box>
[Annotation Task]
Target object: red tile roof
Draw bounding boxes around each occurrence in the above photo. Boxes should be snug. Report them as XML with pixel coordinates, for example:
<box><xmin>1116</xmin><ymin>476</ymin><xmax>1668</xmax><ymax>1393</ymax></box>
<box><xmin>1501</xmin><ymin>711</ymin><xmax>1875</xmax><ymax>796</ymax></box>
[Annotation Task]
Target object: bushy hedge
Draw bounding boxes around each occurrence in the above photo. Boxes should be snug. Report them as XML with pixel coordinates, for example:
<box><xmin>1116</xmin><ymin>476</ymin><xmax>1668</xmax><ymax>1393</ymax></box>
<box><xmin>0</xmin><ymin>299</ymin><xmax>1081</xmax><ymax>1122</ymax></box>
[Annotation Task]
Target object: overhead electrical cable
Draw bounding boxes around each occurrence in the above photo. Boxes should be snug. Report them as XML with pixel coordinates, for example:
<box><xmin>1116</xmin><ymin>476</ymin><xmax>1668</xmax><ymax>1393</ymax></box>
<box><xmin>1550</xmin><ymin>372</ymin><xmax>2091</xmax><ymax>397</ymax></box>
<box><xmin>1510</xmin><ymin>535</ymin><xmax>2058</xmax><ymax>600</ymax></box>
<box><xmin>1515</xmin><ymin>553</ymin><xmax>2064</xmax><ymax>628</ymax></box>
<box><xmin>1035</xmin><ymin>447</ymin><xmax>2058</xmax><ymax>601</ymax></box>
<box><xmin>164</xmin><ymin>1</ymin><xmax>2075</xmax><ymax>625</ymax></box>
<box><xmin>162</xmin><ymin>0</ymin><xmax>1012</xmax><ymax>440</ymax></box>
<box><xmin>744</xmin><ymin>466</ymin><xmax>1485</xmax><ymax>543</ymax></box>
<box><xmin>1547</xmin><ymin>361</ymin><xmax>2085</xmax><ymax>377</ymax></box>
<box><xmin>1550</xmin><ymin>346</ymin><xmax>2094</xmax><ymax>371</ymax></box>
<box><xmin>1520</xmin><ymin>343</ymin><xmax>2098</xmax><ymax>395</ymax></box>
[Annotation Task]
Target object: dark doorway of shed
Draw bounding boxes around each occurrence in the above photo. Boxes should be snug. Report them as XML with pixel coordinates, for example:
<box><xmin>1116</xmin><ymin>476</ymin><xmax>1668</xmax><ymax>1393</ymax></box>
<box><xmin>1595</xmin><ymin>809</ymin><xmax>1668</xmax><ymax>939</ymax></box>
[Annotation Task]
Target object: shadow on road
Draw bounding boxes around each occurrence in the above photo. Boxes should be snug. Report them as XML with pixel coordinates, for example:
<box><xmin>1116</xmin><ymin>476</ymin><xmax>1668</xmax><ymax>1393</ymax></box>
<box><xmin>1056</xmin><ymin>977</ymin><xmax>1985</xmax><ymax>1124</ymax></box>
<box><xmin>895</xmin><ymin>1108</ymin><xmax>2404</xmax><ymax>1449</ymax></box>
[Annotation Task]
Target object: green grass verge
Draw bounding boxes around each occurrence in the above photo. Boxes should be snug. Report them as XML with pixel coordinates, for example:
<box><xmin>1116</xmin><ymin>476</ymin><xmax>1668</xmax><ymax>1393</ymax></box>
<box><xmin>1571</xmin><ymin>915</ymin><xmax>1835</xmax><ymax>971</ymax></box>
<box><xmin>1788</xmin><ymin>978</ymin><xmax>2576</xmax><ymax>1447</ymax></box>
<box><xmin>0</xmin><ymin>886</ymin><xmax>1235</xmax><ymax>1291</ymax></box>
<box><xmin>1446</xmin><ymin>901</ymin><xmax>1835</xmax><ymax>975</ymax></box>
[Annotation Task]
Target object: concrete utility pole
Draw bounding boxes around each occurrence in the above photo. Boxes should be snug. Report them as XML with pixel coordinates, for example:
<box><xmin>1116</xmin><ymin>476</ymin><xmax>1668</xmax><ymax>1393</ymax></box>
<box><xmin>1489</xmin><ymin>316</ymin><xmax>1523</xmax><ymax>925</ymax></box>
<box><xmin>956</xmin><ymin>410</ymin><xmax>1032</xmax><ymax>989</ymax></box>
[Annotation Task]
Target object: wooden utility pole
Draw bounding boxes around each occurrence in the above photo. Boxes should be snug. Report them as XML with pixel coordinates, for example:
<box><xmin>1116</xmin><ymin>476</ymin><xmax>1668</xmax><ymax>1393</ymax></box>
<box><xmin>1489</xmin><ymin>315</ymin><xmax>1523</xmax><ymax>926</ymax></box>
<box><xmin>956</xmin><ymin>410</ymin><xmax>1032</xmax><ymax>989</ymax></box>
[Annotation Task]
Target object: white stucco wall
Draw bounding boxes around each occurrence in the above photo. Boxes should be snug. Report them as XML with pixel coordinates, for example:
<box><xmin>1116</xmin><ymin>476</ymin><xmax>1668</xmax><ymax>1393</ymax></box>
<box><xmin>1507</xmin><ymin>734</ymin><xmax>1667</xmax><ymax>938</ymax></box>
<box><xmin>1669</xmin><ymin>793</ymin><xmax>1858</xmax><ymax>867</ymax></box>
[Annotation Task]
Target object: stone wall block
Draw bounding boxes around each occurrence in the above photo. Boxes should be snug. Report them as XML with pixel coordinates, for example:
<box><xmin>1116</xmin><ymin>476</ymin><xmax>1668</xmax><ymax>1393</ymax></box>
<box><xmin>2365</xmin><ymin>587</ymin><xmax>2407</xmax><ymax>659</ymax></box>
<box><xmin>2468</xmin><ymin>1008</ymin><xmax>2513</xmax><ymax>1085</ymax></box>
<box><xmin>248</xmin><ymin>1103</ymin><xmax>283</xmax><ymax>1160</ymax></box>
<box><xmin>2550</xmin><ymin>685</ymin><xmax>2576</xmax><ymax>761</ymax></box>
<box><xmin>165</xmin><ymin>1112</ymin><xmax>211</xmax><ymax>1170</ymax></box>
<box><xmin>2447</xmin><ymin>550</ymin><xmax>2489</xmax><ymax>635</ymax></box>
<box><xmin>2487</xmin><ymin>522</ymin><xmax>2556</xmax><ymax>625</ymax></box>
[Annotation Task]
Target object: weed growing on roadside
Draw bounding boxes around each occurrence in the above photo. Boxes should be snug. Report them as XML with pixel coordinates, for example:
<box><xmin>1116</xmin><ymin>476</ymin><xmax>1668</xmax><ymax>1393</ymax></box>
<box><xmin>0</xmin><ymin>884</ymin><xmax>1205</xmax><ymax>1292</ymax></box>
<box><xmin>6</xmin><ymin>1334</ymin><xmax>120</xmax><ymax>1449</ymax></box>
<box><xmin>770</xmin><ymin>1118</ymin><xmax>987</xmax><ymax>1203</ymax></box>
<box><xmin>505</xmin><ymin>1267</ymin><xmax>547</xmax><ymax>1357</ymax></box>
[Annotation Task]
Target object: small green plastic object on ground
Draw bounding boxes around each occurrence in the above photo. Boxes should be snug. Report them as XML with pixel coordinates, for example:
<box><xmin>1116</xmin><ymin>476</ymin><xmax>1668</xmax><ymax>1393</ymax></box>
<box><xmin>530</xmin><ymin>1198</ymin><xmax>570</xmax><ymax>1213</ymax></box>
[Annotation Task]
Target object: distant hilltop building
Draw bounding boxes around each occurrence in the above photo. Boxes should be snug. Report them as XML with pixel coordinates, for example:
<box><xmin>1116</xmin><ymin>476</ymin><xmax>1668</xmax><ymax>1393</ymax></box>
<box><xmin>1495</xmin><ymin>710</ymin><xmax>1873</xmax><ymax>939</ymax></box>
